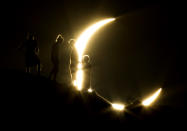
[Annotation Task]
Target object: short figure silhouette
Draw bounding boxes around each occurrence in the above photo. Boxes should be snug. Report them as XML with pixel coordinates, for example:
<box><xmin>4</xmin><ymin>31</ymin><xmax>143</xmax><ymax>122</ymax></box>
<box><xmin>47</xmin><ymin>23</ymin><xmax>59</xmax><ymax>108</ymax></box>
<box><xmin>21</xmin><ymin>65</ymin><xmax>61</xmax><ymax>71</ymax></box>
<box><xmin>81</xmin><ymin>55</ymin><xmax>92</xmax><ymax>91</ymax></box>
<box><xmin>19</xmin><ymin>33</ymin><xmax>40</xmax><ymax>75</ymax></box>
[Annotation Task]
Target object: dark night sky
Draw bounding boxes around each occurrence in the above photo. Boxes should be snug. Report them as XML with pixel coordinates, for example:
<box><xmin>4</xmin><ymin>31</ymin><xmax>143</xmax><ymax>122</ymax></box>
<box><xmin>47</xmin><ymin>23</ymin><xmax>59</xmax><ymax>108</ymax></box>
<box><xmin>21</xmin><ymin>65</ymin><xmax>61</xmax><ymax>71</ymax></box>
<box><xmin>0</xmin><ymin>0</ymin><xmax>185</xmax><ymax>108</ymax></box>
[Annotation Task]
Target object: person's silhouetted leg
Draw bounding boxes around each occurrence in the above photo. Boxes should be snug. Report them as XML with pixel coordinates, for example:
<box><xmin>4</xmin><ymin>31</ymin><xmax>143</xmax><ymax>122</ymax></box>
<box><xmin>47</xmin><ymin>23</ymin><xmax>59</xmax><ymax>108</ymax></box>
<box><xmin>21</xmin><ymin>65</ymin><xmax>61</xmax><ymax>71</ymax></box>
<box><xmin>53</xmin><ymin>68</ymin><xmax>58</xmax><ymax>82</ymax></box>
<box><xmin>37</xmin><ymin>63</ymin><xmax>40</xmax><ymax>76</ymax></box>
<box><xmin>49</xmin><ymin>68</ymin><xmax>54</xmax><ymax>80</ymax></box>
<box><xmin>26</xmin><ymin>67</ymin><xmax>30</xmax><ymax>73</ymax></box>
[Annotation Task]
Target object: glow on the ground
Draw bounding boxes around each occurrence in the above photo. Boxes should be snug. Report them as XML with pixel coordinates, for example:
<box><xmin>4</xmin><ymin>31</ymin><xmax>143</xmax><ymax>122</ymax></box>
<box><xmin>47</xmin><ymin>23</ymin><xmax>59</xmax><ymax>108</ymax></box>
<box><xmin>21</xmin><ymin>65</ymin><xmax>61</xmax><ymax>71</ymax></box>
<box><xmin>88</xmin><ymin>88</ymin><xmax>93</xmax><ymax>93</ymax></box>
<box><xmin>112</xmin><ymin>103</ymin><xmax>125</xmax><ymax>111</ymax></box>
<box><xmin>142</xmin><ymin>88</ymin><xmax>162</xmax><ymax>107</ymax></box>
<box><xmin>74</xmin><ymin>18</ymin><xmax>115</xmax><ymax>91</ymax></box>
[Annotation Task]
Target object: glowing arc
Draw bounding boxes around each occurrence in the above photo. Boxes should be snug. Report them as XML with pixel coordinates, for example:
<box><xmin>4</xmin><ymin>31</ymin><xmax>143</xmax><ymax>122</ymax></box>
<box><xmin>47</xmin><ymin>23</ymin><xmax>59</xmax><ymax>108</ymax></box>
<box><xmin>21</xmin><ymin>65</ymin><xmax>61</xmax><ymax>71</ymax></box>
<box><xmin>74</xmin><ymin>18</ymin><xmax>115</xmax><ymax>91</ymax></box>
<box><xmin>75</xmin><ymin>18</ymin><xmax>115</xmax><ymax>61</ymax></box>
<box><xmin>142</xmin><ymin>88</ymin><xmax>162</xmax><ymax>106</ymax></box>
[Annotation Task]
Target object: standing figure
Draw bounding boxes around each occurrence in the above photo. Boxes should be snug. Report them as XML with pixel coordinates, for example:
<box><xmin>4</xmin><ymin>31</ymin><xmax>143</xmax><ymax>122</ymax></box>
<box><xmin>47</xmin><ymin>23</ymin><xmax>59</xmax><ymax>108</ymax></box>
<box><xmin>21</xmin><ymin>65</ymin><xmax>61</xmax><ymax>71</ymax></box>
<box><xmin>58</xmin><ymin>37</ymin><xmax>74</xmax><ymax>86</ymax></box>
<box><xmin>19</xmin><ymin>33</ymin><xmax>40</xmax><ymax>75</ymax></box>
<box><xmin>82</xmin><ymin>55</ymin><xmax>92</xmax><ymax>91</ymax></box>
<box><xmin>69</xmin><ymin>39</ymin><xmax>78</xmax><ymax>84</ymax></box>
<box><xmin>49</xmin><ymin>34</ymin><xmax>64</xmax><ymax>81</ymax></box>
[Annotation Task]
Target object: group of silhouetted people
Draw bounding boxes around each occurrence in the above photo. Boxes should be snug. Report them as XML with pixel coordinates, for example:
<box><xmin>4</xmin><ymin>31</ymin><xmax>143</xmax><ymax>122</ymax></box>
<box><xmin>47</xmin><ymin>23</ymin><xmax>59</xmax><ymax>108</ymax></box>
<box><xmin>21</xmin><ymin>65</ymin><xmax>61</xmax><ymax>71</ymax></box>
<box><xmin>19</xmin><ymin>33</ymin><xmax>40</xmax><ymax>75</ymax></box>
<box><xmin>49</xmin><ymin>34</ymin><xmax>75</xmax><ymax>86</ymax></box>
<box><xmin>19</xmin><ymin>33</ymin><xmax>92</xmax><ymax>91</ymax></box>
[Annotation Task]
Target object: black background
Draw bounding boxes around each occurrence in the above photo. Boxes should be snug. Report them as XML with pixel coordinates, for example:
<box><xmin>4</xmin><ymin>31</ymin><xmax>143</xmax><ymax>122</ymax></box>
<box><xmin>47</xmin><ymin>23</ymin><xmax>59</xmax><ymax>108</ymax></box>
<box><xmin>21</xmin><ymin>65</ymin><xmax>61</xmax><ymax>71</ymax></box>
<box><xmin>0</xmin><ymin>0</ymin><xmax>185</xmax><ymax>111</ymax></box>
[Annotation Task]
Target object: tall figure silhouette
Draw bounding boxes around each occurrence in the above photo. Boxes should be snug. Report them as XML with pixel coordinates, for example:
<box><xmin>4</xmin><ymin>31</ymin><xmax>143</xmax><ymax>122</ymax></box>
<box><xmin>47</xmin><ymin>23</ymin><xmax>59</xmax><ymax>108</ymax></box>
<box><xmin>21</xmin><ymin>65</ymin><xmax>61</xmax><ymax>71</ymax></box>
<box><xmin>58</xmin><ymin>37</ymin><xmax>74</xmax><ymax>86</ymax></box>
<box><xmin>49</xmin><ymin>34</ymin><xmax>64</xmax><ymax>82</ymax></box>
<box><xmin>69</xmin><ymin>39</ymin><xmax>78</xmax><ymax>84</ymax></box>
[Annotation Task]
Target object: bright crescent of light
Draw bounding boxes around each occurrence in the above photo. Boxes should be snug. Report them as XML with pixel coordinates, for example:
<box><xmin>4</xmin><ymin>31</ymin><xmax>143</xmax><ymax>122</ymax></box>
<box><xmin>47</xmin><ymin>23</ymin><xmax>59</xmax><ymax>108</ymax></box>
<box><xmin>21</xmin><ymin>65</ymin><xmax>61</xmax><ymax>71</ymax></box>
<box><xmin>73</xmin><ymin>18</ymin><xmax>162</xmax><ymax>110</ymax></box>
<box><xmin>142</xmin><ymin>88</ymin><xmax>162</xmax><ymax>106</ymax></box>
<box><xmin>74</xmin><ymin>18</ymin><xmax>115</xmax><ymax>91</ymax></box>
<box><xmin>75</xmin><ymin>18</ymin><xmax>115</xmax><ymax>61</ymax></box>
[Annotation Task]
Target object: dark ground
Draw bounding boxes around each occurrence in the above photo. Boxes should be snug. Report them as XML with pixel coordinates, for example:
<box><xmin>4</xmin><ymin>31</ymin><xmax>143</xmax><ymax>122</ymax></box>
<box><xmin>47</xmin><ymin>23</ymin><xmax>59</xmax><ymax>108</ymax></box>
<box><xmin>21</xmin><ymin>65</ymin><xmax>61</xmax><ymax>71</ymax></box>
<box><xmin>0</xmin><ymin>69</ymin><xmax>185</xmax><ymax>129</ymax></box>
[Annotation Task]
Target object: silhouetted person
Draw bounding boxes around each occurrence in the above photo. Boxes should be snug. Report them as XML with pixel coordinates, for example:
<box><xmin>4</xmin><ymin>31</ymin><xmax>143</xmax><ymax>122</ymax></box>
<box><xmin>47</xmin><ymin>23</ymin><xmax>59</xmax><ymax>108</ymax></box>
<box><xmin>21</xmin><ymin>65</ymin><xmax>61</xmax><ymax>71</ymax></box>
<box><xmin>19</xmin><ymin>33</ymin><xmax>40</xmax><ymax>75</ymax></box>
<box><xmin>69</xmin><ymin>39</ymin><xmax>78</xmax><ymax>84</ymax></box>
<box><xmin>49</xmin><ymin>34</ymin><xmax>64</xmax><ymax>82</ymax></box>
<box><xmin>59</xmin><ymin>37</ymin><xmax>74</xmax><ymax>86</ymax></box>
<box><xmin>82</xmin><ymin>55</ymin><xmax>92</xmax><ymax>91</ymax></box>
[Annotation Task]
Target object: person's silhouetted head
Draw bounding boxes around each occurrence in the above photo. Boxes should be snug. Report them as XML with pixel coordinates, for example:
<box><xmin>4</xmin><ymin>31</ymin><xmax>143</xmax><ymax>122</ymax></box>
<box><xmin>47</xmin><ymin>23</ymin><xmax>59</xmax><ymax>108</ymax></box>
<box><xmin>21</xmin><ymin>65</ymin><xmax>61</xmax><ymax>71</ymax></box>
<box><xmin>82</xmin><ymin>55</ymin><xmax>90</xmax><ymax>64</ymax></box>
<box><xmin>55</xmin><ymin>34</ymin><xmax>64</xmax><ymax>43</ymax></box>
<box><xmin>68</xmin><ymin>39</ymin><xmax>76</xmax><ymax>46</ymax></box>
